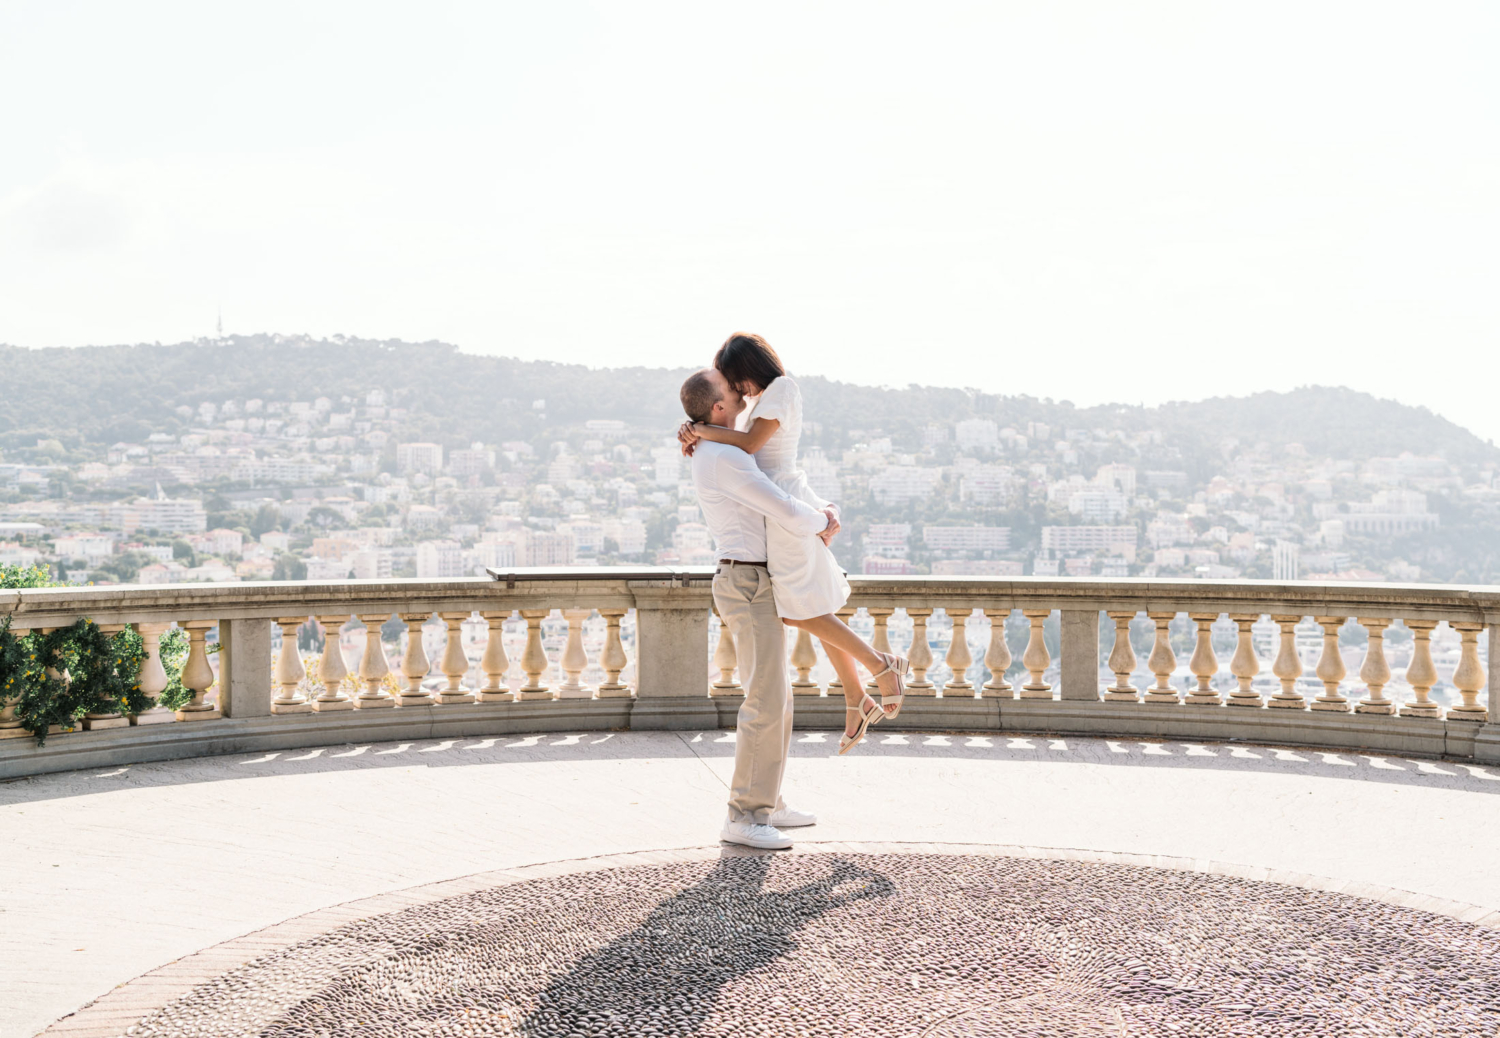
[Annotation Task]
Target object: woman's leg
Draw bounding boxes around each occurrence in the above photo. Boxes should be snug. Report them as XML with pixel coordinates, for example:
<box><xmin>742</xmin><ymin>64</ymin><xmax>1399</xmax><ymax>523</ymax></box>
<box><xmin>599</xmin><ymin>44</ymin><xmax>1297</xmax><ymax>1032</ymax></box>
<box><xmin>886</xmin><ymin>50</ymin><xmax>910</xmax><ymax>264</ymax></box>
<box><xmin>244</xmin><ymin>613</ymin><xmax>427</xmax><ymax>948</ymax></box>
<box><xmin>820</xmin><ymin>641</ymin><xmax>869</xmax><ymax>737</ymax></box>
<box><xmin>785</xmin><ymin>613</ymin><xmax>902</xmax><ymax>703</ymax></box>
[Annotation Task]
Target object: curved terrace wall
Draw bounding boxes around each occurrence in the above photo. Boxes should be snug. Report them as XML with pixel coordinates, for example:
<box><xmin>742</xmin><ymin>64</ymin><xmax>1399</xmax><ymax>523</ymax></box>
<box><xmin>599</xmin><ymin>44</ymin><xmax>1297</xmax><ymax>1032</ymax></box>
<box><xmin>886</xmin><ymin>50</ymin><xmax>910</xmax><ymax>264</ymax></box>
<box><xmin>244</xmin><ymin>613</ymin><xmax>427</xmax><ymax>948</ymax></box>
<box><xmin>2</xmin><ymin>570</ymin><xmax>1496</xmax><ymax>778</ymax></box>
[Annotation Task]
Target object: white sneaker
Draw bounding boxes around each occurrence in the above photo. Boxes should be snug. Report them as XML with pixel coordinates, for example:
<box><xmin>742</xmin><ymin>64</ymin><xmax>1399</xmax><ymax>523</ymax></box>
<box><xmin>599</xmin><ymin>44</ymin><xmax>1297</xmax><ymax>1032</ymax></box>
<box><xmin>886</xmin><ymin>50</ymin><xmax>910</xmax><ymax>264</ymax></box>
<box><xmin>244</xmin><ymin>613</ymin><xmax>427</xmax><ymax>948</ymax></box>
<box><xmin>720</xmin><ymin>819</ymin><xmax>794</xmax><ymax>850</ymax></box>
<box><xmin>770</xmin><ymin>806</ymin><xmax>817</xmax><ymax>828</ymax></box>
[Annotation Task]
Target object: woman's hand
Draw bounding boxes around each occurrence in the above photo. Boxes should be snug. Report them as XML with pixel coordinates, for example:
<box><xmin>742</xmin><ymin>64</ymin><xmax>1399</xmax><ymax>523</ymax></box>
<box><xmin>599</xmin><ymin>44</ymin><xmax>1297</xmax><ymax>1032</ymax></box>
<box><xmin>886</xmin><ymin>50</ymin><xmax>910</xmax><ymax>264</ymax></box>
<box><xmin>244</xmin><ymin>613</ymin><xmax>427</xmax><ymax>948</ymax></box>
<box><xmin>677</xmin><ymin>421</ymin><xmax>701</xmax><ymax>457</ymax></box>
<box><xmin>818</xmin><ymin>508</ymin><xmax>841</xmax><ymax>546</ymax></box>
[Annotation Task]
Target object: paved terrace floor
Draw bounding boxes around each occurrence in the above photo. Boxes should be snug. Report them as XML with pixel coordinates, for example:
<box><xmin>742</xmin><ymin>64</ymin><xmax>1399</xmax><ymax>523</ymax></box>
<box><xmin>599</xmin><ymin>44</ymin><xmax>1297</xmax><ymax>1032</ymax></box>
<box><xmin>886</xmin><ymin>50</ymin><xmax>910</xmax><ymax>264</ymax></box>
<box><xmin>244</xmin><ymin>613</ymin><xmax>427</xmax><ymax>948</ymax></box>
<box><xmin>4</xmin><ymin>729</ymin><xmax>1500</xmax><ymax>1037</ymax></box>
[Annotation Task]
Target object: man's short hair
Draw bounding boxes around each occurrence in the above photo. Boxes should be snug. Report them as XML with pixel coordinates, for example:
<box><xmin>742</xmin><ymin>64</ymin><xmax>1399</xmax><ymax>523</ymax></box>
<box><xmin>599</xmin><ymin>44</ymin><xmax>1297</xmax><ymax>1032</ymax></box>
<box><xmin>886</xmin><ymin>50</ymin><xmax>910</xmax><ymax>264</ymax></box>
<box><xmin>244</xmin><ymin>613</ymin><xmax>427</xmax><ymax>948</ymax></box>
<box><xmin>680</xmin><ymin>368</ymin><xmax>721</xmax><ymax>425</ymax></box>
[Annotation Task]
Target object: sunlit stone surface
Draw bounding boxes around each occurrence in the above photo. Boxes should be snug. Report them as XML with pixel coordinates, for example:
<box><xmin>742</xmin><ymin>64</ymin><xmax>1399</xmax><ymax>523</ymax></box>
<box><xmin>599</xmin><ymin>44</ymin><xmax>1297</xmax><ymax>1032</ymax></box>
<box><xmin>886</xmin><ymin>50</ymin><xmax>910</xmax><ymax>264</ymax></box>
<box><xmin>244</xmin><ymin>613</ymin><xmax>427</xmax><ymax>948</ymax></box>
<box><xmin>125</xmin><ymin>853</ymin><xmax>1500</xmax><ymax>1038</ymax></box>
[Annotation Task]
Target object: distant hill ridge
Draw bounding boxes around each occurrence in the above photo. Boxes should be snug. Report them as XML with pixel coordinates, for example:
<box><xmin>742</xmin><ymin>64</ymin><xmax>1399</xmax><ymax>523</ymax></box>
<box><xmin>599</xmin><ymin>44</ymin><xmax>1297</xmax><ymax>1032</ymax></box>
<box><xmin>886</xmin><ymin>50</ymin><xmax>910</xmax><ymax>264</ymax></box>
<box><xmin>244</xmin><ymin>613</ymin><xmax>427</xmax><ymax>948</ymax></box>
<box><xmin>2</xmin><ymin>335</ymin><xmax>1493</xmax><ymax>467</ymax></box>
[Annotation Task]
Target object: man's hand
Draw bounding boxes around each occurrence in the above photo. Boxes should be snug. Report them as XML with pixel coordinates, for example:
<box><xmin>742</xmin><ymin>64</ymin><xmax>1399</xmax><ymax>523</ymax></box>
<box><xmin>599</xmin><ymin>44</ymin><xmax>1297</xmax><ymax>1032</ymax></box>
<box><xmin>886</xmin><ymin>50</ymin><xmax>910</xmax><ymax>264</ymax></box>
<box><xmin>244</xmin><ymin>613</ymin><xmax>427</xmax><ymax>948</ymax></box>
<box><xmin>818</xmin><ymin>507</ymin><xmax>841</xmax><ymax>546</ymax></box>
<box><xmin>677</xmin><ymin>420</ymin><xmax>701</xmax><ymax>457</ymax></box>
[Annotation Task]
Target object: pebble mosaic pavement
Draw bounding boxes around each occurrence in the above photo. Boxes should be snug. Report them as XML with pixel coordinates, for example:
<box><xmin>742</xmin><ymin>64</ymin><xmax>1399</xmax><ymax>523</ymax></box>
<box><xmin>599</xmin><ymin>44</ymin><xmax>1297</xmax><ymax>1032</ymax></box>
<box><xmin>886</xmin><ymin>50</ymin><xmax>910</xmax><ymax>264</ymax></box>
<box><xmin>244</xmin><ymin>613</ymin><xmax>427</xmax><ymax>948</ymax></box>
<box><xmin>114</xmin><ymin>851</ymin><xmax>1500</xmax><ymax>1038</ymax></box>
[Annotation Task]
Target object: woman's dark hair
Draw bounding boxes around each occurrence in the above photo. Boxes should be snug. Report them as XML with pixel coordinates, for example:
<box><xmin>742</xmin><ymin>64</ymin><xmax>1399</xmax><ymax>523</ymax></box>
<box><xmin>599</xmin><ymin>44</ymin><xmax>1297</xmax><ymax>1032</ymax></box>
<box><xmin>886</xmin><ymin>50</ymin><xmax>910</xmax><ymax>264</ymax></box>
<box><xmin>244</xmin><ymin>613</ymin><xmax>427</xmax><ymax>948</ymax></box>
<box><xmin>714</xmin><ymin>332</ymin><xmax>785</xmax><ymax>395</ymax></box>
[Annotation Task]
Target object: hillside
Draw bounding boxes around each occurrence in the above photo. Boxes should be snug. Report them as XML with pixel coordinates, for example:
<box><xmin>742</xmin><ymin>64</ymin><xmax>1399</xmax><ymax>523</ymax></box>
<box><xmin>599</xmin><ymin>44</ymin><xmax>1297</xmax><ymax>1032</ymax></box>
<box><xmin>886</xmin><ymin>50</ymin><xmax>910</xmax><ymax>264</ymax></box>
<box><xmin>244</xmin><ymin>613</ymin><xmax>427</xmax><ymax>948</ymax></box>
<box><xmin>2</xmin><ymin>335</ymin><xmax>1495</xmax><ymax>468</ymax></box>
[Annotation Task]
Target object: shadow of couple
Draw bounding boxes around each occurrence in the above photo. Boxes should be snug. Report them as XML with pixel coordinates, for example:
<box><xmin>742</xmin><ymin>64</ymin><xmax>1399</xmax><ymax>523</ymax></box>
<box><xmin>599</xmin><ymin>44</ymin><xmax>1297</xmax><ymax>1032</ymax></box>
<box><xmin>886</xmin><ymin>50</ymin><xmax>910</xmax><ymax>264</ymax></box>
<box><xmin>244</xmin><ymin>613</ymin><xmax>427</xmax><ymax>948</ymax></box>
<box><xmin>519</xmin><ymin>850</ymin><xmax>895</xmax><ymax>1036</ymax></box>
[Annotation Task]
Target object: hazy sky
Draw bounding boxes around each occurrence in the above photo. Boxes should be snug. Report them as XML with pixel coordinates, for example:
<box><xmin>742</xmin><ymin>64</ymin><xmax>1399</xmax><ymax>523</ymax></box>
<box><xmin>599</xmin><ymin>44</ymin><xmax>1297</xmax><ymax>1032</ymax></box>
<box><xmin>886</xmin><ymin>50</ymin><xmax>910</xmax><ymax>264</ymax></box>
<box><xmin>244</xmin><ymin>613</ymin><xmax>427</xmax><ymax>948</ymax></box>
<box><xmin>2</xmin><ymin>3</ymin><xmax>1497</xmax><ymax>442</ymax></box>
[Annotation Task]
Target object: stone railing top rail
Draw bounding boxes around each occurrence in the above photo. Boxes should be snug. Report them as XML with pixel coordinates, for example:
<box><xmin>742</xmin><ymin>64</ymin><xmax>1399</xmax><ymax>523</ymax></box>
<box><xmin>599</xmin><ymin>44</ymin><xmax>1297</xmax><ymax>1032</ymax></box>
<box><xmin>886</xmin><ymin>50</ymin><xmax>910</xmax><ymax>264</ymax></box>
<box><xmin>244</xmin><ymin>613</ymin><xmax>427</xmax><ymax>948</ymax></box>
<box><xmin>1</xmin><ymin>569</ymin><xmax>1497</xmax><ymax>627</ymax></box>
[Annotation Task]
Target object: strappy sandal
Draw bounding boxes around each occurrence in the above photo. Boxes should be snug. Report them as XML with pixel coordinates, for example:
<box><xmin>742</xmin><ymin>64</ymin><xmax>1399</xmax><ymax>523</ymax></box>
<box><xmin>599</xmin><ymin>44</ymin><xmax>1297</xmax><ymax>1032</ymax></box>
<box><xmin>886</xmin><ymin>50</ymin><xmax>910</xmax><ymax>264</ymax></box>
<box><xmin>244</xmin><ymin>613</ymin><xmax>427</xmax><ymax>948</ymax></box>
<box><xmin>870</xmin><ymin>651</ymin><xmax>910</xmax><ymax>719</ymax></box>
<box><xmin>838</xmin><ymin>693</ymin><xmax>885</xmax><ymax>755</ymax></box>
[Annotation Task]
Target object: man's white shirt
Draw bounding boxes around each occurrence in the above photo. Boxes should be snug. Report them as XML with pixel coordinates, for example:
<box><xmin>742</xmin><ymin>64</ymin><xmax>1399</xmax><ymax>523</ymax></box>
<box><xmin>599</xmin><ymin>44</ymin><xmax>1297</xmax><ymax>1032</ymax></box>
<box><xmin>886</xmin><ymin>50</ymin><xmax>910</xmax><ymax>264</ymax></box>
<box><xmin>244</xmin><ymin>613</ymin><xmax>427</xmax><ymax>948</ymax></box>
<box><xmin>690</xmin><ymin>441</ymin><xmax>828</xmax><ymax>561</ymax></box>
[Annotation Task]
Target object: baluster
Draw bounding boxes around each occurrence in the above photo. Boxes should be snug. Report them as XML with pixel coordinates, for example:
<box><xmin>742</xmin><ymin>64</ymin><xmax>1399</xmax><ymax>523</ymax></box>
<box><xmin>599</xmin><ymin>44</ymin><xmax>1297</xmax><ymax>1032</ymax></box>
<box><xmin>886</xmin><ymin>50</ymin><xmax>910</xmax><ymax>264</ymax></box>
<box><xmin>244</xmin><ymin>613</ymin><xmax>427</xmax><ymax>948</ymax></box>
<box><xmin>1268</xmin><ymin>615</ymin><xmax>1305</xmax><ymax>708</ymax></box>
<box><xmin>981</xmin><ymin>608</ymin><xmax>1013</xmax><ymax>698</ymax></box>
<box><xmin>131</xmin><ymin>621</ymin><xmax>175</xmax><ymax>723</ymax></box>
<box><xmin>176</xmin><ymin>620</ymin><xmax>221</xmax><ymax>720</ymax></box>
<box><xmin>1226</xmin><ymin>614</ymin><xmax>1262</xmax><ymax>707</ymax></box>
<box><xmin>943</xmin><ymin>608</ymin><xmax>976</xmax><ymax>696</ymax></box>
<box><xmin>597</xmin><ymin>609</ymin><xmax>632</xmax><ymax>697</ymax></box>
<box><xmin>1310</xmin><ymin>616</ymin><xmax>1349</xmax><ymax>711</ymax></box>
<box><xmin>1019</xmin><ymin>609</ymin><xmax>1052</xmax><ymax>698</ymax></box>
<box><xmin>791</xmin><ymin>627</ymin><xmax>820</xmax><ymax>695</ymax></box>
<box><xmin>1400</xmin><ymin>620</ymin><xmax>1440</xmax><ymax>717</ymax></box>
<box><xmin>1143</xmin><ymin>611</ymin><xmax>1179</xmax><ymax>704</ymax></box>
<box><xmin>1355</xmin><ymin>618</ymin><xmax>1394</xmax><ymax>715</ymax></box>
<box><xmin>355</xmin><ymin>613</ymin><xmax>395</xmax><ymax>708</ymax></box>
<box><xmin>436</xmin><ymin>612</ymin><xmax>476</xmax><ymax>704</ymax></box>
<box><xmin>82</xmin><ymin>624</ymin><xmax>131</xmax><ymax>730</ymax></box>
<box><xmin>397</xmin><ymin>613</ymin><xmax>435</xmax><ymax>706</ymax></box>
<box><xmin>557</xmin><ymin>608</ymin><xmax>593</xmax><ymax>699</ymax></box>
<box><xmin>906</xmin><ymin>608</ymin><xmax>936</xmax><ymax>694</ymax></box>
<box><xmin>271</xmin><ymin>617</ymin><xmax>311</xmax><ymax>714</ymax></box>
<box><xmin>826</xmin><ymin>607</ymin><xmax>856</xmax><ymax>700</ymax></box>
<box><xmin>709</xmin><ymin>605</ymin><xmax>741</xmax><ymax>696</ymax></box>
<box><xmin>313</xmin><ymin>614</ymin><xmax>354</xmax><ymax>711</ymax></box>
<box><xmin>1103</xmin><ymin>611</ymin><xmax>1139</xmax><ymax>702</ymax></box>
<box><xmin>1447</xmin><ymin>622</ymin><xmax>1488</xmax><ymax>721</ymax></box>
<box><xmin>516</xmin><ymin>609</ymin><xmax>554</xmax><ymax>699</ymax></box>
<box><xmin>0</xmin><ymin>624</ymin><xmax>24</xmax><ymax>736</ymax></box>
<box><xmin>864</xmin><ymin>607</ymin><xmax>895</xmax><ymax>698</ymax></box>
<box><xmin>477</xmin><ymin>611</ymin><xmax>514</xmax><ymax>702</ymax></box>
<box><xmin>1185</xmin><ymin>613</ymin><xmax>1221</xmax><ymax>705</ymax></box>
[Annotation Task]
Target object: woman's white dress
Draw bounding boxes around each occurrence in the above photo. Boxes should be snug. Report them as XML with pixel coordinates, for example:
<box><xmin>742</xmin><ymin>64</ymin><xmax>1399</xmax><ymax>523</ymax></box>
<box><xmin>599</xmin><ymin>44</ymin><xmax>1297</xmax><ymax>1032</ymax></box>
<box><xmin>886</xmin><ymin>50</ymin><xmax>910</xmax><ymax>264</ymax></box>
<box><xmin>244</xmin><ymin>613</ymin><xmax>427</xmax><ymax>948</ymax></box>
<box><xmin>743</xmin><ymin>375</ymin><xmax>850</xmax><ymax>620</ymax></box>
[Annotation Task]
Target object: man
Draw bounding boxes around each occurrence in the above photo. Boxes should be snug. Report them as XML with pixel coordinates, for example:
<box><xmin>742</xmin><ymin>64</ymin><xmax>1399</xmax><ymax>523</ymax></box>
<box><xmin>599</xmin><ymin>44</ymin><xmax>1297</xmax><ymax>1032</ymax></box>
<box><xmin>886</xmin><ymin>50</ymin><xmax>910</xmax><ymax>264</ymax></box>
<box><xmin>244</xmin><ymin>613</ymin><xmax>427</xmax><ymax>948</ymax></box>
<box><xmin>679</xmin><ymin>367</ymin><xmax>839</xmax><ymax>850</ymax></box>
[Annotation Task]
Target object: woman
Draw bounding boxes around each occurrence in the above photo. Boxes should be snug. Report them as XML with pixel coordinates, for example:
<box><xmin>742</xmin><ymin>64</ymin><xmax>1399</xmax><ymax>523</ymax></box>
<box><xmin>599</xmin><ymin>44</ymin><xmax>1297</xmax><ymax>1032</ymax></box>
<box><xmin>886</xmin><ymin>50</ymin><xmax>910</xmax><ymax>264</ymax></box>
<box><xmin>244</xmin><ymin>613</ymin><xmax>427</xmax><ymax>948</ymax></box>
<box><xmin>679</xmin><ymin>332</ymin><xmax>909</xmax><ymax>753</ymax></box>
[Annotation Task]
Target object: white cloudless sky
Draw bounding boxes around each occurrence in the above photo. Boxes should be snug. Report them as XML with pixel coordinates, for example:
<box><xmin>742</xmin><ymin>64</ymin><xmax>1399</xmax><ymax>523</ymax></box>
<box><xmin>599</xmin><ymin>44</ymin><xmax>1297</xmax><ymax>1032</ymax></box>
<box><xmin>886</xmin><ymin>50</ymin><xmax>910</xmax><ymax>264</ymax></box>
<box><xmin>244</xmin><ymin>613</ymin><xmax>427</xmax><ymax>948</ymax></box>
<box><xmin>2</xmin><ymin>2</ymin><xmax>1497</xmax><ymax>442</ymax></box>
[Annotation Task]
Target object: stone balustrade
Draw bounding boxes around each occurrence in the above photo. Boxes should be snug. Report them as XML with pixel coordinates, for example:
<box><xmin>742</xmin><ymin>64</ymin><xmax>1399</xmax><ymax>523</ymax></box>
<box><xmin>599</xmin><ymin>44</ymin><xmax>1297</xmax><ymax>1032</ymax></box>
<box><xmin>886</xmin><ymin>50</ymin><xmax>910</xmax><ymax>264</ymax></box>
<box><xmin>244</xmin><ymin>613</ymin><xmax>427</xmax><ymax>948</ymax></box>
<box><xmin>1</xmin><ymin>570</ymin><xmax>1496</xmax><ymax>777</ymax></box>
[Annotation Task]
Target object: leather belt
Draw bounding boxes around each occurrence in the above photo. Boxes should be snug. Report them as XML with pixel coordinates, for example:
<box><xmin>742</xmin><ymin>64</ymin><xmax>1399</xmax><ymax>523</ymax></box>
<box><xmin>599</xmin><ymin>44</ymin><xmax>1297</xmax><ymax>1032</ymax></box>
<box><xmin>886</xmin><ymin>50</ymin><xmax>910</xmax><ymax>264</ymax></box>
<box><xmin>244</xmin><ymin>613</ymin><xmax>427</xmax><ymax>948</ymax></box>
<box><xmin>718</xmin><ymin>559</ymin><xmax>768</xmax><ymax>567</ymax></box>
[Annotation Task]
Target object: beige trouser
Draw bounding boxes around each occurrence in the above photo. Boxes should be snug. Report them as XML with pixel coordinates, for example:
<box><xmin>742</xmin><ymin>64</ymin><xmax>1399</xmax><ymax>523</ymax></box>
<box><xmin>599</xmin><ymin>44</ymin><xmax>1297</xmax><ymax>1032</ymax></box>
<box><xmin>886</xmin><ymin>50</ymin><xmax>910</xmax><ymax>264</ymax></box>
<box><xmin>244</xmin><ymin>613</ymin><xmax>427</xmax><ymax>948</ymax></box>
<box><xmin>714</xmin><ymin>562</ymin><xmax>793</xmax><ymax>825</ymax></box>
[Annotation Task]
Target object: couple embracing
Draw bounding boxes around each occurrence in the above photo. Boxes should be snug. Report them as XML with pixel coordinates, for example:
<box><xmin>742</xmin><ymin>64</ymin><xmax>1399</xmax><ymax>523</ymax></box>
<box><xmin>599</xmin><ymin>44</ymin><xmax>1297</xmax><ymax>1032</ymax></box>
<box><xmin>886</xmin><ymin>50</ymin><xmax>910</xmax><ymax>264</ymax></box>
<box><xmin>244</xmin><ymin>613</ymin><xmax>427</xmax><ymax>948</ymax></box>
<box><xmin>679</xmin><ymin>332</ymin><xmax>910</xmax><ymax>851</ymax></box>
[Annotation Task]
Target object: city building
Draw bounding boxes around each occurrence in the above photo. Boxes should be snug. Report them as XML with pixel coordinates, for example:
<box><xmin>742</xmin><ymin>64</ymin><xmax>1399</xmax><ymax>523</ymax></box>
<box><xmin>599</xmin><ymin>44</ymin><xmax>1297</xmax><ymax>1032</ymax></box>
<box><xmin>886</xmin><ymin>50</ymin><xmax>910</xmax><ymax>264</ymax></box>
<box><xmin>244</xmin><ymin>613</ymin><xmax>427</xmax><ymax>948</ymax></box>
<box><xmin>397</xmin><ymin>442</ymin><xmax>444</xmax><ymax>475</ymax></box>
<box><xmin>922</xmin><ymin>526</ymin><xmax>1011</xmax><ymax>553</ymax></box>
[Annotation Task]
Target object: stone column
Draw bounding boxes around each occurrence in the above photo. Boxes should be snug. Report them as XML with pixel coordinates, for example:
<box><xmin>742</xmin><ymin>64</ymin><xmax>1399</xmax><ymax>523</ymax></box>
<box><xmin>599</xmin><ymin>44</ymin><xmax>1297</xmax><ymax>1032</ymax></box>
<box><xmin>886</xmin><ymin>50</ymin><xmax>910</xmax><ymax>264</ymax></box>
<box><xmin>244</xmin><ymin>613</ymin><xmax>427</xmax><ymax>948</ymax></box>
<box><xmin>596</xmin><ymin>609</ymin><xmax>632</xmax><ymax>697</ymax></box>
<box><xmin>313</xmin><ymin>615</ymin><xmax>354</xmax><ymax>711</ymax></box>
<box><xmin>790</xmin><ymin>627</ymin><xmax>821</xmax><ymax>695</ymax></box>
<box><xmin>398</xmin><ymin>613</ymin><xmax>435</xmax><ymax>706</ymax></box>
<box><xmin>1268</xmin><ymin>615</ymin><xmax>1305</xmax><ymax>709</ymax></box>
<box><xmin>1019</xmin><ymin>609</ymin><xmax>1052</xmax><ymax>698</ymax></box>
<box><xmin>905</xmin><ymin>608</ymin><xmax>936</xmax><ymax>695</ymax></box>
<box><xmin>1143</xmin><ymin>612</ymin><xmax>1179</xmax><ymax>704</ymax></box>
<box><xmin>630</xmin><ymin>583</ymin><xmax>716</xmax><ymax>729</ymax></box>
<box><xmin>557</xmin><ymin>609</ymin><xmax>593</xmax><ymax>699</ymax></box>
<box><xmin>943</xmin><ymin>608</ymin><xmax>976</xmax><ymax>697</ymax></box>
<box><xmin>355</xmin><ymin>613</ymin><xmax>395</xmax><ymax>708</ymax></box>
<box><xmin>1447</xmin><ymin>622</ymin><xmax>1488</xmax><ymax>722</ymax></box>
<box><xmin>477</xmin><ymin>611</ymin><xmax>513</xmax><ymax>702</ymax></box>
<box><xmin>1059</xmin><ymin>609</ymin><xmax>1100</xmax><ymax>702</ymax></box>
<box><xmin>864</xmin><ymin>608</ymin><xmax>895</xmax><ymax>698</ymax></box>
<box><xmin>175</xmin><ymin>620</ymin><xmax>221</xmax><ymax>721</ymax></box>
<box><xmin>516</xmin><ymin>609</ymin><xmax>554</xmax><ymax>700</ymax></box>
<box><xmin>436</xmin><ymin>612</ymin><xmax>476</xmax><ymax>704</ymax></box>
<box><xmin>981</xmin><ymin>609</ymin><xmax>1013</xmax><ymax>698</ymax></box>
<box><xmin>709</xmin><ymin>605</ymin><xmax>741</xmax><ymax>697</ymax></box>
<box><xmin>1226</xmin><ymin>614</ymin><xmax>1262</xmax><ymax>708</ymax></box>
<box><xmin>1400</xmin><ymin>620</ymin><xmax>1440</xmax><ymax>718</ymax></box>
<box><xmin>1310</xmin><ymin>616</ymin><xmax>1349</xmax><ymax>712</ymax></box>
<box><xmin>1355</xmin><ymin>618</ymin><xmax>1394</xmax><ymax>715</ymax></box>
<box><xmin>1103</xmin><ymin>611</ymin><xmax>1138</xmax><ymax>703</ymax></box>
<box><xmin>271</xmin><ymin>617</ymin><xmax>311</xmax><ymax>714</ymax></box>
<box><xmin>131</xmin><ymin>621</ymin><xmax>175</xmax><ymax>724</ymax></box>
<box><xmin>218</xmin><ymin>618</ymin><xmax>272</xmax><ymax>718</ymax></box>
<box><xmin>1185</xmin><ymin>613</ymin><xmax>1222</xmax><ymax>706</ymax></box>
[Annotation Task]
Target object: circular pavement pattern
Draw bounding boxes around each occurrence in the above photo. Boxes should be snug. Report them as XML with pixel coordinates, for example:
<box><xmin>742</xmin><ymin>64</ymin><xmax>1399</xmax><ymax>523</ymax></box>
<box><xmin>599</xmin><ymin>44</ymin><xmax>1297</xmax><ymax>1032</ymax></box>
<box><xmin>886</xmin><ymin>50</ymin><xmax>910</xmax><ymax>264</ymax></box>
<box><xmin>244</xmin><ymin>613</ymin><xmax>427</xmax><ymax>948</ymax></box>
<box><xmin>120</xmin><ymin>851</ymin><xmax>1500</xmax><ymax>1038</ymax></box>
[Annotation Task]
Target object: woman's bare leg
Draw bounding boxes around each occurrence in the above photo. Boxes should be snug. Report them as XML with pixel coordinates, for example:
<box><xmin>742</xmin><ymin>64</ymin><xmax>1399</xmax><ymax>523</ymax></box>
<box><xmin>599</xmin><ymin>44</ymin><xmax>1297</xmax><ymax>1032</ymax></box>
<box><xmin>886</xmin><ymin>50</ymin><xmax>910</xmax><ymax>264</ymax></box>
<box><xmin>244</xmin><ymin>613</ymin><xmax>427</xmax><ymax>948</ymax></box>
<box><xmin>821</xmin><ymin>642</ymin><xmax>868</xmax><ymax>737</ymax></box>
<box><xmin>785</xmin><ymin>613</ymin><xmax>901</xmax><ymax>703</ymax></box>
